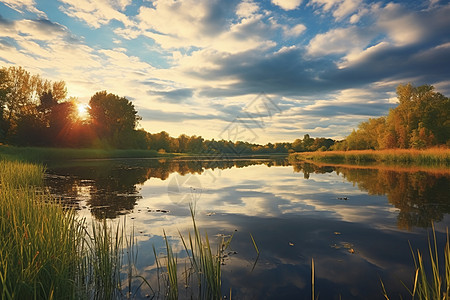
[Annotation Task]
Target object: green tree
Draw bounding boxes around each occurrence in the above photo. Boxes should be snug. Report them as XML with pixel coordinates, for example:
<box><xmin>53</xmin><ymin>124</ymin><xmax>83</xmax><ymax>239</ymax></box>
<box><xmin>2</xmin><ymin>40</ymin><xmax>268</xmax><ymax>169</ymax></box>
<box><xmin>343</xmin><ymin>84</ymin><xmax>449</xmax><ymax>149</ymax></box>
<box><xmin>89</xmin><ymin>91</ymin><xmax>140</xmax><ymax>148</ymax></box>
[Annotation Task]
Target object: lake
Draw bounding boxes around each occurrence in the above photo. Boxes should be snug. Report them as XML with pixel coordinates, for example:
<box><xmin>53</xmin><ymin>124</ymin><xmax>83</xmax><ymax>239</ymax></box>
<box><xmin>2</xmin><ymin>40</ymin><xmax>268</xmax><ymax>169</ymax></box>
<box><xmin>44</xmin><ymin>157</ymin><xmax>450</xmax><ymax>299</ymax></box>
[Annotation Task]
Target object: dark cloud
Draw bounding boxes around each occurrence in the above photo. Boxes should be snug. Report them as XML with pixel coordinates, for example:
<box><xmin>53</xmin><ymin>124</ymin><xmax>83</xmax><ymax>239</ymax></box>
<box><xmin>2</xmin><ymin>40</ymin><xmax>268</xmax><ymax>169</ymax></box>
<box><xmin>138</xmin><ymin>108</ymin><xmax>225</xmax><ymax>123</ymax></box>
<box><xmin>0</xmin><ymin>14</ymin><xmax>13</xmax><ymax>26</ymax></box>
<box><xmin>302</xmin><ymin>102</ymin><xmax>395</xmax><ymax>118</ymax></box>
<box><xmin>0</xmin><ymin>39</ymin><xmax>13</xmax><ymax>49</ymax></box>
<box><xmin>190</xmin><ymin>4</ymin><xmax>450</xmax><ymax>100</ymax></box>
<box><xmin>27</xmin><ymin>19</ymin><xmax>68</xmax><ymax>37</ymax></box>
<box><xmin>147</xmin><ymin>88</ymin><xmax>194</xmax><ymax>103</ymax></box>
<box><xmin>202</xmin><ymin>0</ymin><xmax>240</xmax><ymax>36</ymax></box>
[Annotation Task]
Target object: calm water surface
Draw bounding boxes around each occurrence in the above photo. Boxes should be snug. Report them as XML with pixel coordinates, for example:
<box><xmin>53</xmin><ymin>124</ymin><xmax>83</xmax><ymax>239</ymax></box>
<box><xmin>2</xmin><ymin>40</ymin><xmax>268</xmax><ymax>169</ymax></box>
<box><xmin>45</xmin><ymin>157</ymin><xmax>450</xmax><ymax>299</ymax></box>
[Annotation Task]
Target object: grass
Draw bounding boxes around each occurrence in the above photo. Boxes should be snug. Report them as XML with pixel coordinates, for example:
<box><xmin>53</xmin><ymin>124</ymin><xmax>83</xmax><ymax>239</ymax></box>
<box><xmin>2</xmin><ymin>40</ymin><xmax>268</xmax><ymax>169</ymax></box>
<box><xmin>0</xmin><ymin>145</ymin><xmax>160</xmax><ymax>163</ymax></box>
<box><xmin>0</xmin><ymin>160</ymin><xmax>85</xmax><ymax>299</ymax></box>
<box><xmin>0</xmin><ymin>157</ymin><xmax>235</xmax><ymax>299</ymax></box>
<box><xmin>289</xmin><ymin>148</ymin><xmax>450</xmax><ymax>166</ymax></box>
<box><xmin>149</xmin><ymin>204</ymin><xmax>234</xmax><ymax>299</ymax></box>
<box><xmin>380</xmin><ymin>224</ymin><xmax>450</xmax><ymax>300</ymax></box>
<box><xmin>0</xmin><ymin>159</ymin><xmax>127</xmax><ymax>299</ymax></box>
<box><xmin>178</xmin><ymin>204</ymin><xmax>233</xmax><ymax>300</ymax></box>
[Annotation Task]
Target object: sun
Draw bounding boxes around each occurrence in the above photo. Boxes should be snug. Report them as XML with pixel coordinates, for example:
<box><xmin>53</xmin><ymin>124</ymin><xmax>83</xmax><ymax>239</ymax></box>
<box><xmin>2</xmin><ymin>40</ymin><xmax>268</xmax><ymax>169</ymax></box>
<box><xmin>76</xmin><ymin>103</ymin><xmax>90</xmax><ymax>120</ymax></box>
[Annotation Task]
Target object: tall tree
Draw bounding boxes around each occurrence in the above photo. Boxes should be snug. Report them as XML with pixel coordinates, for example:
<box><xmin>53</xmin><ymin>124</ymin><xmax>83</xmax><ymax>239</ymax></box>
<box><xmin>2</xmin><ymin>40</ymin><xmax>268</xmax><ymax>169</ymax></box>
<box><xmin>89</xmin><ymin>91</ymin><xmax>140</xmax><ymax>147</ymax></box>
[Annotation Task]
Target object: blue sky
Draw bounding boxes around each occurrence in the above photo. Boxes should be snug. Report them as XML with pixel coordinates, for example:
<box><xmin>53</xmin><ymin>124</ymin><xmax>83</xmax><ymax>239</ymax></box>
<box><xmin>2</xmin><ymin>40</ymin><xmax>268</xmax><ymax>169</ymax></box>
<box><xmin>1</xmin><ymin>0</ymin><xmax>449</xmax><ymax>142</ymax></box>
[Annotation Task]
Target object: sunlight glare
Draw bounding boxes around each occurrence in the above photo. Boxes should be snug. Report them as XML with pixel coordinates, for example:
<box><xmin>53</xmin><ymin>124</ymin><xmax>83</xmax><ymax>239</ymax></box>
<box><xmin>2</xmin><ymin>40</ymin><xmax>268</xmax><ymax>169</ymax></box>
<box><xmin>76</xmin><ymin>103</ymin><xmax>90</xmax><ymax>120</ymax></box>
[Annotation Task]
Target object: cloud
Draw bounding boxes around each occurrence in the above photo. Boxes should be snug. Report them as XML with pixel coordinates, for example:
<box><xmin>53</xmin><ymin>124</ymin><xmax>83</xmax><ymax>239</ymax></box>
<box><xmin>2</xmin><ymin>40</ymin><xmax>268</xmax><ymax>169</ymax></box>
<box><xmin>284</xmin><ymin>23</ymin><xmax>306</xmax><ymax>37</ymax></box>
<box><xmin>271</xmin><ymin>0</ymin><xmax>302</xmax><ymax>11</ymax></box>
<box><xmin>309</xmin><ymin>0</ymin><xmax>361</xmax><ymax>21</ymax></box>
<box><xmin>1</xmin><ymin>0</ymin><xmax>46</xmax><ymax>17</ymax></box>
<box><xmin>376</xmin><ymin>3</ymin><xmax>425</xmax><ymax>46</ymax></box>
<box><xmin>58</xmin><ymin>0</ymin><xmax>134</xmax><ymax>28</ymax></box>
<box><xmin>236</xmin><ymin>0</ymin><xmax>260</xmax><ymax>18</ymax></box>
<box><xmin>147</xmin><ymin>88</ymin><xmax>194</xmax><ymax>103</ymax></box>
<box><xmin>377</xmin><ymin>2</ymin><xmax>450</xmax><ymax>47</ymax></box>
<box><xmin>307</xmin><ymin>26</ymin><xmax>375</xmax><ymax>57</ymax></box>
<box><xmin>1</xmin><ymin>1</ymin><xmax>449</xmax><ymax>142</ymax></box>
<box><xmin>136</xmin><ymin>0</ymin><xmax>277</xmax><ymax>53</ymax></box>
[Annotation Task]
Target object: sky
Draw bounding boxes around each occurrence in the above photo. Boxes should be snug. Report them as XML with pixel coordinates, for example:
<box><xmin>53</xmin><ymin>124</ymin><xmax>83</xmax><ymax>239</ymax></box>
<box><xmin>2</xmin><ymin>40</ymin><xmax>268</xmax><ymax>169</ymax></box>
<box><xmin>0</xmin><ymin>0</ymin><xmax>449</xmax><ymax>143</ymax></box>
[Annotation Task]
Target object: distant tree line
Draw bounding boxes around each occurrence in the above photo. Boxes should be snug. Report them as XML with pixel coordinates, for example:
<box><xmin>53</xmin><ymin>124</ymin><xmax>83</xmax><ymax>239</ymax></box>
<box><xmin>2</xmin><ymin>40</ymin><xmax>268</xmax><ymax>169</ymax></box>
<box><xmin>0</xmin><ymin>66</ymin><xmax>337</xmax><ymax>153</ymax></box>
<box><xmin>333</xmin><ymin>84</ymin><xmax>450</xmax><ymax>150</ymax></box>
<box><xmin>1</xmin><ymin>66</ymin><xmax>448</xmax><ymax>153</ymax></box>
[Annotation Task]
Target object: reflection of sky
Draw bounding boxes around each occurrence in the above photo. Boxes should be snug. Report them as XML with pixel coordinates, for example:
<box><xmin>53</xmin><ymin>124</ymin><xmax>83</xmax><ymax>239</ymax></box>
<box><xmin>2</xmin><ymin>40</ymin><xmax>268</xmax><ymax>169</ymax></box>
<box><xmin>47</xmin><ymin>161</ymin><xmax>450</xmax><ymax>299</ymax></box>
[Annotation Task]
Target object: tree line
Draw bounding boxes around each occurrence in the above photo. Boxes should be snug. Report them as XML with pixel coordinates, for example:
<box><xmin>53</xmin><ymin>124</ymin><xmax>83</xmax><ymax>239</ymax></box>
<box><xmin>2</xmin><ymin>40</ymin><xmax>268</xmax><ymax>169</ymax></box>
<box><xmin>334</xmin><ymin>84</ymin><xmax>450</xmax><ymax>150</ymax></box>
<box><xmin>1</xmin><ymin>66</ymin><xmax>448</xmax><ymax>153</ymax></box>
<box><xmin>0</xmin><ymin>66</ymin><xmax>336</xmax><ymax>153</ymax></box>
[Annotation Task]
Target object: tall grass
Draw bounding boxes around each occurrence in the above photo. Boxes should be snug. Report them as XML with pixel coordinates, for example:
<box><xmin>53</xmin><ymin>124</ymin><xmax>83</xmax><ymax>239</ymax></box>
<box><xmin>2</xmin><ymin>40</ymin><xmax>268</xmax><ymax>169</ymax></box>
<box><xmin>0</xmin><ymin>160</ymin><xmax>126</xmax><ymax>299</ymax></box>
<box><xmin>0</xmin><ymin>158</ymin><xmax>235</xmax><ymax>299</ymax></box>
<box><xmin>178</xmin><ymin>205</ymin><xmax>232</xmax><ymax>300</ymax></box>
<box><xmin>0</xmin><ymin>161</ymin><xmax>84</xmax><ymax>299</ymax></box>
<box><xmin>407</xmin><ymin>226</ymin><xmax>450</xmax><ymax>299</ymax></box>
<box><xmin>381</xmin><ymin>225</ymin><xmax>450</xmax><ymax>300</ymax></box>
<box><xmin>150</xmin><ymin>204</ymin><xmax>234</xmax><ymax>299</ymax></box>
<box><xmin>0</xmin><ymin>160</ymin><xmax>45</xmax><ymax>188</ymax></box>
<box><xmin>289</xmin><ymin>148</ymin><xmax>450</xmax><ymax>166</ymax></box>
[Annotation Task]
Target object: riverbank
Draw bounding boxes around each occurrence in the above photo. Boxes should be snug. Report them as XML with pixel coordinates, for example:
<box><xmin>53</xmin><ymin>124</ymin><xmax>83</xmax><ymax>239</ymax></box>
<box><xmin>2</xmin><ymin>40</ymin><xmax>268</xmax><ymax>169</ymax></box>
<box><xmin>0</xmin><ymin>145</ymin><xmax>289</xmax><ymax>163</ymax></box>
<box><xmin>0</xmin><ymin>156</ymin><xmax>232</xmax><ymax>299</ymax></box>
<box><xmin>0</xmin><ymin>145</ymin><xmax>161</xmax><ymax>162</ymax></box>
<box><xmin>289</xmin><ymin>148</ymin><xmax>450</xmax><ymax>166</ymax></box>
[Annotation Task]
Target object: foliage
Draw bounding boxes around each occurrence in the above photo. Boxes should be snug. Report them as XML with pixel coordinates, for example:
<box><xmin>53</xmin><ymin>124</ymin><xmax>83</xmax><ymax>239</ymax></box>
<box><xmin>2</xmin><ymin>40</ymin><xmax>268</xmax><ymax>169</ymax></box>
<box><xmin>3</xmin><ymin>67</ymin><xmax>447</xmax><ymax>154</ymax></box>
<box><xmin>338</xmin><ymin>84</ymin><xmax>450</xmax><ymax>150</ymax></box>
<box><xmin>89</xmin><ymin>91</ymin><xmax>141</xmax><ymax>148</ymax></box>
<box><xmin>0</xmin><ymin>65</ymin><xmax>337</xmax><ymax>153</ymax></box>
<box><xmin>0</xmin><ymin>66</ymin><xmax>67</xmax><ymax>143</ymax></box>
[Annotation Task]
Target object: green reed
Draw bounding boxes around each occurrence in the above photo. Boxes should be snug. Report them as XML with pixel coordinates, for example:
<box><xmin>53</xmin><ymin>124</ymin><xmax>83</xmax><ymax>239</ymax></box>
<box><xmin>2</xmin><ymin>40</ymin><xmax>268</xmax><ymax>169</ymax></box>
<box><xmin>177</xmin><ymin>204</ymin><xmax>233</xmax><ymax>300</ymax></box>
<box><xmin>0</xmin><ymin>159</ymin><xmax>126</xmax><ymax>299</ymax></box>
<box><xmin>0</xmin><ymin>161</ymin><xmax>84</xmax><ymax>299</ymax></box>
<box><xmin>381</xmin><ymin>224</ymin><xmax>450</xmax><ymax>300</ymax></box>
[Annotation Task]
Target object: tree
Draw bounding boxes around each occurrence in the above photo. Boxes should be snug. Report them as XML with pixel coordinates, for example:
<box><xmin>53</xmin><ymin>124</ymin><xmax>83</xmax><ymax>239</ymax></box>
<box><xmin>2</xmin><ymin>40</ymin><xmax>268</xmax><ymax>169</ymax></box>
<box><xmin>0</xmin><ymin>66</ymin><xmax>68</xmax><ymax>144</ymax></box>
<box><xmin>89</xmin><ymin>91</ymin><xmax>140</xmax><ymax>147</ymax></box>
<box><xmin>343</xmin><ymin>84</ymin><xmax>449</xmax><ymax>149</ymax></box>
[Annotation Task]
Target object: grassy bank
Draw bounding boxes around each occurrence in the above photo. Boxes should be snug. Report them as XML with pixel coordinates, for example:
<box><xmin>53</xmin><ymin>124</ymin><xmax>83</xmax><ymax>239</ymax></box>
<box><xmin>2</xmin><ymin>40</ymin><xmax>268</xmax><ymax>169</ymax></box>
<box><xmin>289</xmin><ymin>148</ymin><xmax>450</xmax><ymax>166</ymax></box>
<box><xmin>0</xmin><ymin>160</ymin><xmax>85</xmax><ymax>299</ymax></box>
<box><xmin>0</xmin><ymin>145</ymin><xmax>160</xmax><ymax>162</ymax></box>
<box><xmin>0</xmin><ymin>160</ymin><xmax>128</xmax><ymax>299</ymax></box>
<box><xmin>0</xmin><ymin>158</ymin><xmax>233</xmax><ymax>299</ymax></box>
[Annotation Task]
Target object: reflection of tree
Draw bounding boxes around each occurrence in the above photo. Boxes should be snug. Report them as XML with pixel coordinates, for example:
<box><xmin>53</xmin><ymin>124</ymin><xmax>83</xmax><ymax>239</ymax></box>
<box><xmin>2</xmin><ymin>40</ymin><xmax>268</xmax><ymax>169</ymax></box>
<box><xmin>334</xmin><ymin>167</ymin><xmax>450</xmax><ymax>230</ymax></box>
<box><xmin>45</xmin><ymin>157</ymin><xmax>290</xmax><ymax>219</ymax></box>
<box><xmin>291</xmin><ymin>162</ymin><xmax>334</xmax><ymax>179</ymax></box>
<box><xmin>291</xmin><ymin>162</ymin><xmax>450</xmax><ymax>229</ymax></box>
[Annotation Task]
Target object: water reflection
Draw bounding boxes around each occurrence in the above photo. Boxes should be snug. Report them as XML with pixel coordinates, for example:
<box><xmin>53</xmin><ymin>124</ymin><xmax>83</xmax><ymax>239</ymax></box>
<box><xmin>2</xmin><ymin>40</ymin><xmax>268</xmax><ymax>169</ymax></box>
<box><xmin>44</xmin><ymin>157</ymin><xmax>450</xmax><ymax>299</ymax></box>
<box><xmin>291</xmin><ymin>162</ymin><xmax>450</xmax><ymax>229</ymax></box>
<box><xmin>45</xmin><ymin>157</ymin><xmax>289</xmax><ymax>219</ymax></box>
<box><xmin>45</xmin><ymin>158</ymin><xmax>450</xmax><ymax>230</ymax></box>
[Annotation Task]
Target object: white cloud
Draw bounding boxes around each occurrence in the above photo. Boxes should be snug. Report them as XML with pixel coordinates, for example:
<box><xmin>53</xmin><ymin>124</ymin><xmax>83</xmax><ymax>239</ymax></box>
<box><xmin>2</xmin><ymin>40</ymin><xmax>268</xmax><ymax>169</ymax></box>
<box><xmin>309</xmin><ymin>0</ymin><xmax>361</xmax><ymax>21</ymax></box>
<box><xmin>271</xmin><ymin>0</ymin><xmax>302</xmax><ymax>11</ymax></box>
<box><xmin>332</xmin><ymin>0</ymin><xmax>361</xmax><ymax>21</ymax></box>
<box><xmin>307</xmin><ymin>26</ymin><xmax>373</xmax><ymax>56</ymax></box>
<box><xmin>236</xmin><ymin>0</ymin><xmax>260</xmax><ymax>18</ymax></box>
<box><xmin>376</xmin><ymin>3</ymin><xmax>426</xmax><ymax>46</ymax></box>
<box><xmin>59</xmin><ymin>0</ymin><xmax>134</xmax><ymax>29</ymax></box>
<box><xmin>136</xmin><ymin>0</ymin><xmax>276</xmax><ymax>53</ymax></box>
<box><xmin>284</xmin><ymin>23</ymin><xmax>306</xmax><ymax>37</ymax></box>
<box><xmin>1</xmin><ymin>0</ymin><xmax>46</xmax><ymax>17</ymax></box>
